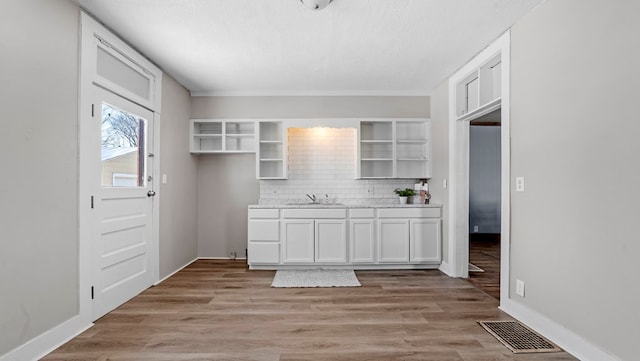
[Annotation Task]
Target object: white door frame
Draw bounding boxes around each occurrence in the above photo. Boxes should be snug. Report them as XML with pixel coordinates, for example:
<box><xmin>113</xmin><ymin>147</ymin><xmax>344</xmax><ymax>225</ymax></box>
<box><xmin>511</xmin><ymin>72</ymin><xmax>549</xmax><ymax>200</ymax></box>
<box><xmin>79</xmin><ymin>12</ymin><xmax>162</xmax><ymax>326</ymax></box>
<box><xmin>446</xmin><ymin>31</ymin><xmax>511</xmax><ymax>304</ymax></box>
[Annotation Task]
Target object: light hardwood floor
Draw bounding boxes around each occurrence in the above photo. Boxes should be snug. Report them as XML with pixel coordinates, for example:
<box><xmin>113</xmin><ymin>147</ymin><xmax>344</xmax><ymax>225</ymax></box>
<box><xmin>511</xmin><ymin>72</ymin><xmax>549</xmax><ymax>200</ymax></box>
<box><xmin>43</xmin><ymin>260</ymin><xmax>576</xmax><ymax>361</ymax></box>
<box><xmin>468</xmin><ymin>234</ymin><xmax>501</xmax><ymax>300</ymax></box>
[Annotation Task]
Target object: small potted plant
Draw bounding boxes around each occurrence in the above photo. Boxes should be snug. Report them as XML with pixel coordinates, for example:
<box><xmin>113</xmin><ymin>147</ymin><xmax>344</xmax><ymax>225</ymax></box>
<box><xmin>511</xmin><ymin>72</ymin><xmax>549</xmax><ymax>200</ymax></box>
<box><xmin>394</xmin><ymin>188</ymin><xmax>415</xmax><ymax>204</ymax></box>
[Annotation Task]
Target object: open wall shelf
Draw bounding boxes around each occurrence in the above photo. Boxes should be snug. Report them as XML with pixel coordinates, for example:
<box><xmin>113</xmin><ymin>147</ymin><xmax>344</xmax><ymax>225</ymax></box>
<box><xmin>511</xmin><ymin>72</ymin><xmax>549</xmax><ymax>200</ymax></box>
<box><xmin>257</xmin><ymin>121</ymin><xmax>287</xmax><ymax>179</ymax></box>
<box><xmin>190</xmin><ymin>119</ymin><xmax>255</xmax><ymax>153</ymax></box>
<box><xmin>358</xmin><ymin>119</ymin><xmax>431</xmax><ymax>179</ymax></box>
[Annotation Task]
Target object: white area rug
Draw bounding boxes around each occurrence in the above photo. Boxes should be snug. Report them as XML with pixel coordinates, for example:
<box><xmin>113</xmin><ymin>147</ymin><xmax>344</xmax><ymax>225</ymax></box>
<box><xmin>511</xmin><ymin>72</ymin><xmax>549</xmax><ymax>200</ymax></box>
<box><xmin>271</xmin><ymin>269</ymin><xmax>361</xmax><ymax>288</ymax></box>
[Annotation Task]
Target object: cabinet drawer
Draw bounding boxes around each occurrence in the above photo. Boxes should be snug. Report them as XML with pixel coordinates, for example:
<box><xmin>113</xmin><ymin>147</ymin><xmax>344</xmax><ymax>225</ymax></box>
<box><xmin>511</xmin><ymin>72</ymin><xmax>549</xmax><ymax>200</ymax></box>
<box><xmin>248</xmin><ymin>208</ymin><xmax>279</xmax><ymax>219</ymax></box>
<box><xmin>248</xmin><ymin>220</ymin><xmax>279</xmax><ymax>241</ymax></box>
<box><xmin>349</xmin><ymin>208</ymin><xmax>375</xmax><ymax>218</ymax></box>
<box><xmin>378</xmin><ymin>207</ymin><xmax>441</xmax><ymax>218</ymax></box>
<box><xmin>248</xmin><ymin>242</ymin><xmax>280</xmax><ymax>264</ymax></box>
<box><xmin>282</xmin><ymin>208</ymin><xmax>346</xmax><ymax>219</ymax></box>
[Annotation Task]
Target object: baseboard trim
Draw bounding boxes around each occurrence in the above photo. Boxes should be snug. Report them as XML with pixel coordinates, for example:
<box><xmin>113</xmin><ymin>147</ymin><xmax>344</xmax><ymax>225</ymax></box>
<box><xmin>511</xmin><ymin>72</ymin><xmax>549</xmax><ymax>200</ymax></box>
<box><xmin>500</xmin><ymin>298</ymin><xmax>621</xmax><ymax>361</ymax></box>
<box><xmin>198</xmin><ymin>257</ymin><xmax>248</xmax><ymax>260</ymax></box>
<box><xmin>0</xmin><ymin>316</ymin><xmax>92</xmax><ymax>361</ymax></box>
<box><xmin>155</xmin><ymin>257</ymin><xmax>198</xmax><ymax>285</ymax></box>
<box><xmin>438</xmin><ymin>260</ymin><xmax>454</xmax><ymax>277</ymax></box>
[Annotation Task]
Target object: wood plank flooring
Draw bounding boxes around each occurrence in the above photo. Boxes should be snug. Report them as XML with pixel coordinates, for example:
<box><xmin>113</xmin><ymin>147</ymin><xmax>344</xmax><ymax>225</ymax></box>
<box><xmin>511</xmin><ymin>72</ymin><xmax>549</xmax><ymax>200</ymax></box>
<box><xmin>43</xmin><ymin>260</ymin><xmax>576</xmax><ymax>361</ymax></box>
<box><xmin>468</xmin><ymin>234</ymin><xmax>501</xmax><ymax>300</ymax></box>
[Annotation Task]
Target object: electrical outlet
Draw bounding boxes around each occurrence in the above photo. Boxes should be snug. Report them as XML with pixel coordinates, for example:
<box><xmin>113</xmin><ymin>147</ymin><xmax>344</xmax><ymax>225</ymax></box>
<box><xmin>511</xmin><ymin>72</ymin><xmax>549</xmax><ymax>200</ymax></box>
<box><xmin>516</xmin><ymin>177</ymin><xmax>525</xmax><ymax>192</ymax></box>
<box><xmin>162</xmin><ymin>174</ymin><xmax>167</xmax><ymax>184</ymax></box>
<box><xmin>473</xmin><ymin>225</ymin><xmax>479</xmax><ymax>233</ymax></box>
<box><xmin>516</xmin><ymin>280</ymin><xmax>525</xmax><ymax>297</ymax></box>
<box><xmin>443</xmin><ymin>179</ymin><xmax>447</xmax><ymax>189</ymax></box>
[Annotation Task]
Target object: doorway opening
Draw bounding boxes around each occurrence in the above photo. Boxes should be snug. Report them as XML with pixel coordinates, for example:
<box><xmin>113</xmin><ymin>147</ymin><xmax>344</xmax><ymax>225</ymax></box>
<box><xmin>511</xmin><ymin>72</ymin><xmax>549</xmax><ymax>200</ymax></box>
<box><xmin>446</xmin><ymin>31</ymin><xmax>510</xmax><ymax>305</ymax></box>
<box><xmin>79</xmin><ymin>12</ymin><xmax>162</xmax><ymax>325</ymax></box>
<box><xmin>468</xmin><ymin>109</ymin><xmax>501</xmax><ymax>299</ymax></box>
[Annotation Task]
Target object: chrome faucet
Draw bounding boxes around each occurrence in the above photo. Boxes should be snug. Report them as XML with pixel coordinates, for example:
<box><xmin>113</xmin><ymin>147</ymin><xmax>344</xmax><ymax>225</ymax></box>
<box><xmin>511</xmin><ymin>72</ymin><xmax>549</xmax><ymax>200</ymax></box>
<box><xmin>306</xmin><ymin>194</ymin><xmax>317</xmax><ymax>203</ymax></box>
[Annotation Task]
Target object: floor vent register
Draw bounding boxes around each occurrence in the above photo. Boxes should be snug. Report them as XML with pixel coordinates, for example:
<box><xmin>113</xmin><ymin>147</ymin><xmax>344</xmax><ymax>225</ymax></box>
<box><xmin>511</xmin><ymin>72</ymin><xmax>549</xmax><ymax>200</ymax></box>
<box><xmin>478</xmin><ymin>320</ymin><xmax>562</xmax><ymax>354</ymax></box>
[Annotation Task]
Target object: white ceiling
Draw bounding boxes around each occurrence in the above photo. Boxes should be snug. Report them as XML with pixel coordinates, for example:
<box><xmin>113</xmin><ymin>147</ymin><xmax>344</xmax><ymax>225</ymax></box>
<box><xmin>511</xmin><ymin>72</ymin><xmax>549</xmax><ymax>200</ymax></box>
<box><xmin>77</xmin><ymin>0</ymin><xmax>543</xmax><ymax>96</ymax></box>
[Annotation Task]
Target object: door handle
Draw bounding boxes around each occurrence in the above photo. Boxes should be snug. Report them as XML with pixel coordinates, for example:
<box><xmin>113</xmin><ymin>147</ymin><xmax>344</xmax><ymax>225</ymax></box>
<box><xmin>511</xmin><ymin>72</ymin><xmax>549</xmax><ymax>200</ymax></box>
<box><xmin>147</xmin><ymin>190</ymin><xmax>156</xmax><ymax>197</ymax></box>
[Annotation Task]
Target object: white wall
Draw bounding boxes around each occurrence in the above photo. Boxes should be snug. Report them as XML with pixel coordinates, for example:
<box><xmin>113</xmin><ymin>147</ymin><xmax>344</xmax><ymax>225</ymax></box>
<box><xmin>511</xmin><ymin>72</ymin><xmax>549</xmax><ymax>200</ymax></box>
<box><xmin>510</xmin><ymin>0</ymin><xmax>639</xmax><ymax>359</ymax></box>
<box><xmin>197</xmin><ymin>154</ymin><xmax>259</xmax><ymax>258</ymax></box>
<box><xmin>159</xmin><ymin>75</ymin><xmax>199</xmax><ymax>277</ymax></box>
<box><xmin>192</xmin><ymin>96</ymin><xmax>430</xmax><ymax>257</ymax></box>
<box><xmin>0</xmin><ymin>0</ymin><xmax>80</xmax><ymax>355</ymax></box>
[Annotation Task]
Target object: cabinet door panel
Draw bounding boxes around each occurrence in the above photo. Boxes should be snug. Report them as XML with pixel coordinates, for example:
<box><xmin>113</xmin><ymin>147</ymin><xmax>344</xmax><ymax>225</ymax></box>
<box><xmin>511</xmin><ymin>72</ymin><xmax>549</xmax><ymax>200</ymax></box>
<box><xmin>248</xmin><ymin>242</ymin><xmax>280</xmax><ymax>264</ymax></box>
<box><xmin>248</xmin><ymin>220</ymin><xmax>279</xmax><ymax>241</ymax></box>
<box><xmin>378</xmin><ymin>219</ymin><xmax>409</xmax><ymax>263</ymax></box>
<box><xmin>350</xmin><ymin>219</ymin><xmax>375</xmax><ymax>263</ymax></box>
<box><xmin>410</xmin><ymin>219</ymin><xmax>441</xmax><ymax>263</ymax></box>
<box><xmin>315</xmin><ymin>220</ymin><xmax>347</xmax><ymax>263</ymax></box>
<box><xmin>282</xmin><ymin>220</ymin><xmax>314</xmax><ymax>263</ymax></box>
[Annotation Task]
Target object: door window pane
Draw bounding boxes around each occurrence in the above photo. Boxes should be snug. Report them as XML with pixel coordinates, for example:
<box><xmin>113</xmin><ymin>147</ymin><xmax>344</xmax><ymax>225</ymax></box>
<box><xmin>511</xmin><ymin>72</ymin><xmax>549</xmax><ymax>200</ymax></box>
<box><xmin>101</xmin><ymin>103</ymin><xmax>146</xmax><ymax>187</ymax></box>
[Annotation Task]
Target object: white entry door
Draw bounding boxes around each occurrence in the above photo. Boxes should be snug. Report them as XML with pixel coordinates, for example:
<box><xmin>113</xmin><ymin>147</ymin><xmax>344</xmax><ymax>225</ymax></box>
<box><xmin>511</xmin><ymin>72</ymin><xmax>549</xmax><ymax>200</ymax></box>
<box><xmin>91</xmin><ymin>86</ymin><xmax>156</xmax><ymax>320</ymax></box>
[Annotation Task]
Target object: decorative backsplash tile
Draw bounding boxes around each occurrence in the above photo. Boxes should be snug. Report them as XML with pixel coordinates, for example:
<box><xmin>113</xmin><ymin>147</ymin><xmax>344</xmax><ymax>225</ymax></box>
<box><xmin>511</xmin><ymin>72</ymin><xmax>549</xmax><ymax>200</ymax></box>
<box><xmin>259</xmin><ymin>127</ymin><xmax>418</xmax><ymax>205</ymax></box>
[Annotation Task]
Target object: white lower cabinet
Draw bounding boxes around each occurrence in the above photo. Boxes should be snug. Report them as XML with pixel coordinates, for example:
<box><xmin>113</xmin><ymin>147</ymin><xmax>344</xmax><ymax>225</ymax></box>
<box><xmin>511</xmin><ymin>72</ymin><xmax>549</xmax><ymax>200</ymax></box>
<box><xmin>378</xmin><ymin>219</ymin><xmax>410</xmax><ymax>262</ymax></box>
<box><xmin>283</xmin><ymin>219</ymin><xmax>347</xmax><ymax>264</ymax></box>
<box><xmin>350</xmin><ymin>219</ymin><xmax>375</xmax><ymax>263</ymax></box>
<box><xmin>315</xmin><ymin>220</ymin><xmax>347</xmax><ymax>263</ymax></box>
<box><xmin>249</xmin><ymin>242</ymin><xmax>280</xmax><ymax>264</ymax></box>
<box><xmin>282</xmin><ymin>220</ymin><xmax>315</xmax><ymax>263</ymax></box>
<box><xmin>409</xmin><ymin>219</ymin><xmax>441</xmax><ymax>263</ymax></box>
<box><xmin>378</xmin><ymin>208</ymin><xmax>442</xmax><ymax>265</ymax></box>
<box><xmin>247</xmin><ymin>209</ymin><xmax>280</xmax><ymax>265</ymax></box>
<box><xmin>248</xmin><ymin>206</ymin><xmax>441</xmax><ymax>269</ymax></box>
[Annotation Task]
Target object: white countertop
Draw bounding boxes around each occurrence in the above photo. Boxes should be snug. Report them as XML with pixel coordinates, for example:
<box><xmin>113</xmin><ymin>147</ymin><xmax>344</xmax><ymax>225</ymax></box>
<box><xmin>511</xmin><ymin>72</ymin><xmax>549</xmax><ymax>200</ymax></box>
<box><xmin>249</xmin><ymin>202</ymin><xmax>442</xmax><ymax>209</ymax></box>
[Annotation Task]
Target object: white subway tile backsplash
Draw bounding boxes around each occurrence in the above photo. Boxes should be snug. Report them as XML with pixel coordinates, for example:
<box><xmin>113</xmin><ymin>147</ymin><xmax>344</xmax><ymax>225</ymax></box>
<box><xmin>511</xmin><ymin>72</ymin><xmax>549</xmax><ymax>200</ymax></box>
<box><xmin>259</xmin><ymin>127</ymin><xmax>416</xmax><ymax>205</ymax></box>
